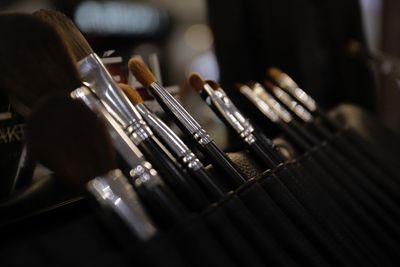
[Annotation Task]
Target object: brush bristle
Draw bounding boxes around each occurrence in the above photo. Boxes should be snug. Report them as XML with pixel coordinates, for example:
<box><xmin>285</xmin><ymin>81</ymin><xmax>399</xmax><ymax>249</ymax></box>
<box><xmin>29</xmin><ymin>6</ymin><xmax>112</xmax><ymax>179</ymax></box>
<box><xmin>0</xmin><ymin>13</ymin><xmax>81</xmax><ymax>109</ymax></box>
<box><xmin>128</xmin><ymin>59</ymin><xmax>157</xmax><ymax>87</ymax></box>
<box><xmin>263</xmin><ymin>80</ymin><xmax>277</xmax><ymax>90</ymax></box>
<box><xmin>33</xmin><ymin>9</ymin><xmax>94</xmax><ymax>60</ymax></box>
<box><xmin>118</xmin><ymin>83</ymin><xmax>144</xmax><ymax>104</ymax></box>
<box><xmin>26</xmin><ymin>94</ymin><xmax>117</xmax><ymax>191</ymax></box>
<box><xmin>205</xmin><ymin>80</ymin><xmax>220</xmax><ymax>91</ymax></box>
<box><xmin>188</xmin><ymin>73</ymin><xmax>205</xmax><ymax>92</ymax></box>
<box><xmin>268</xmin><ymin>68</ymin><xmax>283</xmax><ymax>79</ymax></box>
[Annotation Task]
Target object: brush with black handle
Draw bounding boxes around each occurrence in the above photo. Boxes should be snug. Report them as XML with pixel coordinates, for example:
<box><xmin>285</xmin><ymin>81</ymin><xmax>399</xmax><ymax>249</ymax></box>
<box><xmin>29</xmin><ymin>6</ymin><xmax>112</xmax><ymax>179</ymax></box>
<box><xmin>119</xmin><ymin>83</ymin><xmax>225</xmax><ymax>202</ymax></box>
<box><xmin>264</xmin><ymin>80</ymin><xmax>400</xmax><ymax>203</ymax></box>
<box><xmin>188</xmin><ymin>73</ymin><xmax>280</xmax><ymax>169</ymax></box>
<box><xmin>33</xmin><ymin>9</ymin><xmax>210</xmax><ymax>212</ymax></box>
<box><xmin>251</xmin><ymin>82</ymin><xmax>400</xmax><ymax>226</ymax></box>
<box><xmin>128</xmin><ymin>59</ymin><xmax>248</xmax><ymax>189</ymax></box>
<box><xmin>70</xmin><ymin>87</ymin><xmax>188</xmax><ymax>228</ymax></box>
<box><xmin>238</xmin><ymin>82</ymin><xmax>400</xmax><ymax>263</ymax></box>
<box><xmin>268</xmin><ymin>67</ymin><xmax>400</xmax><ymax>182</ymax></box>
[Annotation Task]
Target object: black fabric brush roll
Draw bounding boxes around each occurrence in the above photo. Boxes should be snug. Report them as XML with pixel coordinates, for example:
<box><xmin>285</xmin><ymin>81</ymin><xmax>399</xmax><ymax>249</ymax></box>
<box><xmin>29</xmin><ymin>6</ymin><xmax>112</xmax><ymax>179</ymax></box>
<box><xmin>235</xmin><ymin>179</ymin><xmax>330</xmax><ymax>267</ymax></box>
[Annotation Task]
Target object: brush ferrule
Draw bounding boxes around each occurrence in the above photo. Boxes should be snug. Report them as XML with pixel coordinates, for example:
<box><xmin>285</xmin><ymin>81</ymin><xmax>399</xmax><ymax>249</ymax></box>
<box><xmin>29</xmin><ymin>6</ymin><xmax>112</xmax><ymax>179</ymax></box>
<box><xmin>130</xmin><ymin>161</ymin><xmax>164</xmax><ymax>189</ymax></box>
<box><xmin>204</xmin><ymin>85</ymin><xmax>255</xmax><ymax>144</ymax></box>
<box><xmin>78</xmin><ymin>53</ymin><xmax>153</xmax><ymax>134</ymax></box>
<box><xmin>136</xmin><ymin>104</ymin><xmax>203</xmax><ymax>171</ymax></box>
<box><xmin>271</xmin><ymin>87</ymin><xmax>313</xmax><ymax>122</ymax></box>
<box><xmin>240</xmin><ymin>86</ymin><xmax>280</xmax><ymax>122</ymax></box>
<box><xmin>277</xmin><ymin>75</ymin><xmax>316</xmax><ymax>112</ymax></box>
<box><xmin>150</xmin><ymin>81</ymin><xmax>212</xmax><ymax>145</ymax></box>
<box><xmin>124</xmin><ymin>121</ymin><xmax>152</xmax><ymax>145</ymax></box>
<box><xmin>87</xmin><ymin>169</ymin><xmax>157</xmax><ymax>241</ymax></box>
<box><xmin>71</xmin><ymin>86</ymin><xmax>146</xmax><ymax>168</ymax></box>
<box><xmin>253</xmin><ymin>84</ymin><xmax>293</xmax><ymax>123</ymax></box>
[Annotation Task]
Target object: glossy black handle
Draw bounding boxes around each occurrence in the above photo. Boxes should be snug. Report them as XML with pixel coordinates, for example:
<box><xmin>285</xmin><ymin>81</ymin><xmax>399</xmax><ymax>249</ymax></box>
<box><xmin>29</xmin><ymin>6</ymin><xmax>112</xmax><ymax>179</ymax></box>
<box><xmin>248</xmin><ymin>140</ymin><xmax>276</xmax><ymax>169</ymax></box>
<box><xmin>187</xmin><ymin>167</ymin><xmax>225</xmax><ymax>202</ymax></box>
<box><xmin>201</xmin><ymin>141</ymin><xmax>247</xmax><ymax>189</ymax></box>
<box><xmin>138</xmin><ymin>137</ymin><xmax>209</xmax><ymax>211</ymax></box>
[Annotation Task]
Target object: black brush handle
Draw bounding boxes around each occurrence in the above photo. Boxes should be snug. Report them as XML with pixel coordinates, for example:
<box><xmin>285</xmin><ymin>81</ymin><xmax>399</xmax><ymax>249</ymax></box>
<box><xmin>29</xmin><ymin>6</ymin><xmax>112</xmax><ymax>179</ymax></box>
<box><xmin>252</xmin><ymin>131</ymin><xmax>286</xmax><ymax>164</ymax></box>
<box><xmin>200</xmin><ymin>141</ymin><xmax>247</xmax><ymax>189</ymax></box>
<box><xmin>248</xmin><ymin>140</ymin><xmax>277</xmax><ymax>169</ymax></box>
<box><xmin>134</xmin><ymin>183</ymin><xmax>187</xmax><ymax>229</ymax></box>
<box><xmin>277</xmin><ymin>121</ymin><xmax>311</xmax><ymax>152</ymax></box>
<box><xmin>138</xmin><ymin>138</ymin><xmax>209</xmax><ymax>211</ymax></box>
<box><xmin>187</xmin><ymin>167</ymin><xmax>225</xmax><ymax>202</ymax></box>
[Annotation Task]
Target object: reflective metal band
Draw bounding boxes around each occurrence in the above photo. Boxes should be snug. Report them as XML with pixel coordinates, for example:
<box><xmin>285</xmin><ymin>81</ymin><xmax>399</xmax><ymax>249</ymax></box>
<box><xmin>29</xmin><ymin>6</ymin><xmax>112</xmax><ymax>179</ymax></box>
<box><xmin>87</xmin><ymin>169</ymin><xmax>157</xmax><ymax>241</ymax></box>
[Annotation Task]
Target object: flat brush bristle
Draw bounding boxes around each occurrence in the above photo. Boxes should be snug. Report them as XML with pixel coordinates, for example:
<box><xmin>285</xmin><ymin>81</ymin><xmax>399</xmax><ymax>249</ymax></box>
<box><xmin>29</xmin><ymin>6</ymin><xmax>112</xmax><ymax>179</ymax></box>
<box><xmin>33</xmin><ymin>9</ymin><xmax>94</xmax><ymax>60</ymax></box>
<box><xmin>118</xmin><ymin>83</ymin><xmax>144</xmax><ymax>104</ymax></box>
<box><xmin>26</xmin><ymin>94</ymin><xmax>117</xmax><ymax>191</ymax></box>
<box><xmin>128</xmin><ymin>59</ymin><xmax>157</xmax><ymax>87</ymax></box>
<box><xmin>0</xmin><ymin>14</ymin><xmax>81</xmax><ymax>109</ymax></box>
<box><xmin>188</xmin><ymin>73</ymin><xmax>205</xmax><ymax>92</ymax></box>
<box><xmin>205</xmin><ymin>80</ymin><xmax>220</xmax><ymax>91</ymax></box>
<box><xmin>268</xmin><ymin>67</ymin><xmax>283</xmax><ymax>79</ymax></box>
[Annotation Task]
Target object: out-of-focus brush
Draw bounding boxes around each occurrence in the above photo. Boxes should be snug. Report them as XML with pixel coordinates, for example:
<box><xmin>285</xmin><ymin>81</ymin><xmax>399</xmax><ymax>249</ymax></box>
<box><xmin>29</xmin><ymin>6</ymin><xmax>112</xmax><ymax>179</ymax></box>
<box><xmin>188</xmin><ymin>73</ymin><xmax>278</xmax><ymax>168</ymax></box>
<box><xmin>26</xmin><ymin>95</ymin><xmax>157</xmax><ymax>241</ymax></box>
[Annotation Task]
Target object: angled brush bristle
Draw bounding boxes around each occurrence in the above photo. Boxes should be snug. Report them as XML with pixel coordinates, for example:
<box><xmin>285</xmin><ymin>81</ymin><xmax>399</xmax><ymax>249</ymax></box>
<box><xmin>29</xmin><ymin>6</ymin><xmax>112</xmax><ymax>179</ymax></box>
<box><xmin>26</xmin><ymin>94</ymin><xmax>117</xmax><ymax>190</ymax></box>
<box><xmin>205</xmin><ymin>80</ymin><xmax>220</xmax><ymax>91</ymax></box>
<box><xmin>188</xmin><ymin>73</ymin><xmax>205</xmax><ymax>92</ymax></box>
<box><xmin>33</xmin><ymin>9</ymin><xmax>94</xmax><ymax>60</ymax></box>
<box><xmin>268</xmin><ymin>67</ymin><xmax>283</xmax><ymax>80</ymax></box>
<box><xmin>0</xmin><ymin>13</ymin><xmax>81</xmax><ymax>109</ymax></box>
<box><xmin>118</xmin><ymin>83</ymin><xmax>144</xmax><ymax>104</ymax></box>
<box><xmin>128</xmin><ymin>59</ymin><xmax>157</xmax><ymax>87</ymax></box>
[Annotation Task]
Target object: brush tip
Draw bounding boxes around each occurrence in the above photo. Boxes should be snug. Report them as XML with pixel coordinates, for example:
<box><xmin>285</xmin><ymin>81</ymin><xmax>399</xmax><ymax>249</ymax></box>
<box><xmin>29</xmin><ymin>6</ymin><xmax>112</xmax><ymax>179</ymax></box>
<box><xmin>263</xmin><ymin>80</ymin><xmax>276</xmax><ymax>90</ymax></box>
<box><xmin>188</xmin><ymin>73</ymin><xmax>206</xmax><ymax>92</ymax></box>
<box><xmin>268</xmin><ymin>67</ymin><xmax>283</xmax><ymax>79</ymax></box>
<box><xmin>128</xmin><ymin>59</ymin><xmax>156</xmax><ymax>87</ymax></box>
<box><xmin>205</xmin><ymin>80</ymin><xmax>220</xmax><ymax>91</ymax></box>
<box><xmin>118</xmin><ymin>83</ymin><xmax>144</xmax><ymax>104</ymax></box>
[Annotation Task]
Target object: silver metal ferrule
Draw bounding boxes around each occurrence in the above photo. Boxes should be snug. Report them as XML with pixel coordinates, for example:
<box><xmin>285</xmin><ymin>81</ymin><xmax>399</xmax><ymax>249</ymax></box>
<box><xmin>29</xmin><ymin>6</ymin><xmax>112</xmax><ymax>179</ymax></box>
<box><xmin>239</xmin><ymin>85</ymin><xmax>280</xmax><ymax>122</ymax></box>
<box><xmin>277</xmin><ymin>74</ymin><xmax>317</xmax><ymax>112</ymax></box>
<box><xmin>71</xmin><ymin>86</ymin><xmax>165</xmax><ymax>189</ymax></box>
<box><xmin>252</xmin><ymin>83</ymin><xmax>293</xmax><ymax>123</ymax></box>
<box><xmin>270</xmin><ymin>86</ymin><xmax>313</xmax><ymax>122</ymax></box>
<box><xmin>203</xmin><ymin>84</ymin><xmax>255</xmax><ymax>145</ymax></box>
<box><xmin>78</xmin><ymin>53</ymin><xmax>153</xmax><ymax>144</ymax></box>
<box><xmin>136</xmin><ymin>103</ymin><xmax>203</xmax><ymax>171</ymax></box>
<box><xmin>87</xmin><ymin>169</ymin><xmax>157</xmax><ymax>241</ymax></box>
<box><xmin>150</xmin><ymin>81</ymin><xmax>213</xmax><ymax>146</ymax></box>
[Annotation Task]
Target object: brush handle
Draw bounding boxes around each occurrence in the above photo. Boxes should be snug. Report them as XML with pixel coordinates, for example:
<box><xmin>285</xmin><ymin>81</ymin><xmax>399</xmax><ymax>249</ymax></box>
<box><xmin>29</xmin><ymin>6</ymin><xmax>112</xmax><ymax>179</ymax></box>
<box><xmin>247</xmin><ymin>140</ymin><xmax>277</xmax><ymax>169</ymax></box>
<box><xmin>187</xmin><ymin>167</ymin><xmax>225</xmax><ymax>202</ymax></box>
<box><xmin>138</xmin><ymin>138</ymin><xmax>209</xmax><ymax>211</ymax></box>
<box><xmin>134</xmin><ymin>182</ymin><xmax>187</xmax><ymax>229</ymax></box>
<box><xmin>201</xmin><ymin>141</ymin><xmax>248</xmax><ymax>189</ymax></box>
<box><xmin>277</xmin><ymin>121</ymin><xmax>311</xmax><ymax>152</ymax></box>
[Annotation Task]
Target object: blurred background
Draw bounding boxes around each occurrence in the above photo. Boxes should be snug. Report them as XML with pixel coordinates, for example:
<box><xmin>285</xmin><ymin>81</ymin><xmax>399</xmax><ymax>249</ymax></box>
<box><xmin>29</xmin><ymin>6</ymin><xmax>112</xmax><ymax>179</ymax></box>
<box><xmin>0</xmin><ymin>0</ymin><xmax>400</xmax><ymax>139</ymax></box>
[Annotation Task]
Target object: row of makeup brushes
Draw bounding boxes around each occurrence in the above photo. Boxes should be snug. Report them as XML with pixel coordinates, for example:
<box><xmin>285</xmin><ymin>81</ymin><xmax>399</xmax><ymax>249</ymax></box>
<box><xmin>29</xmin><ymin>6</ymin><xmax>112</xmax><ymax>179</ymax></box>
<box><xmin>1</xmin><ymin>9</ymin><xmax>400</xmax><ymax>267</ymax></box>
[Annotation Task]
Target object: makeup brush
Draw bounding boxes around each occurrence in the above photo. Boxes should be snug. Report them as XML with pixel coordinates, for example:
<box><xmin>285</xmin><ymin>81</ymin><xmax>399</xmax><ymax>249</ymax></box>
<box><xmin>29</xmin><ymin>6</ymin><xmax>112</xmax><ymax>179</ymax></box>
<box><xmin>32</xmin><ymin>10</ymin><xmax>209</xmax><ymax>211</ymax></box>
<box><xmin>0</xmin><ymin>13</ymin><xmax>79</xmax><ymax>110</ymax></box>
<box><xmin>129</xmin><ymin>59</ymin><xmax>248</xmax><ymax>189</ymax></box>
<box><xmin>188</xmin><ymin>73</ymin><xmax>278</xmax><ymax>168</ymax></box>
<box><xmin>119</xmin><ymin>83</ymin><xmax>225</xmax><ymax>202</ymax></box>
<box><xmin>251</xmin><ymin>83</ymin><xmax>400</xmax><ymax>238</ymax></box>
<box><xmin>26</xmin><ymin>94</ymin><xmax>157</xmax><ymax>242</ymax></box>
<box><xmin>70</xmin><ymin>87</ymin><xmax>189</xmax><ymax>228</ymax></box>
